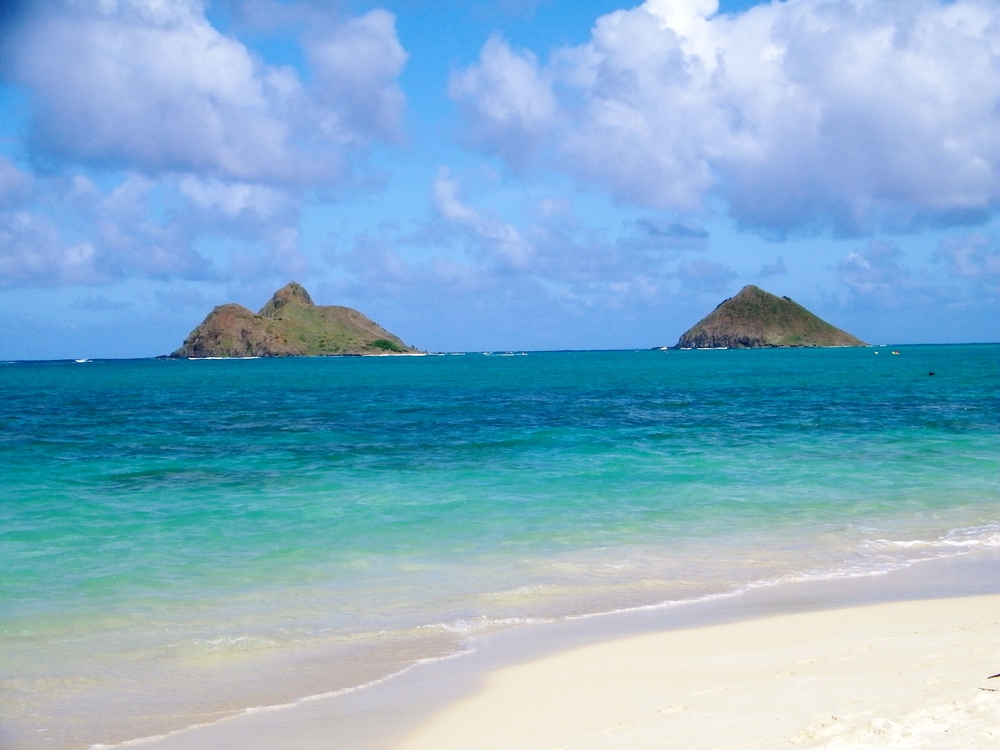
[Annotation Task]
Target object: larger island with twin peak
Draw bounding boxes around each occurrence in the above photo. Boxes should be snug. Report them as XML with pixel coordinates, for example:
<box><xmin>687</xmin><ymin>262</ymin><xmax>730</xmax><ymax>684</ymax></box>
<box><xmin>170</xmin><ymin>283</ymin><xmax>417</xmax><ymax>358</ymax></box>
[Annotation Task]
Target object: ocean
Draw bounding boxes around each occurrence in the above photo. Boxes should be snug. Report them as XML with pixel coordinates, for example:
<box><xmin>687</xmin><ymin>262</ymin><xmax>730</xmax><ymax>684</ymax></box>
<box><xmin>1</xmin><ymin>346</ymin><xmax>997</xmax><ymax>749</ymax></box>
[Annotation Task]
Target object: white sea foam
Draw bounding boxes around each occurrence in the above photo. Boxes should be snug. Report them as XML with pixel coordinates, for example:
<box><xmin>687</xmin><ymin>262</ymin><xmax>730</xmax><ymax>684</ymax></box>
<box><xmin>187</xmin><ymin>634</ymin><xmax>281</xmax><ymax>652</ymax></box>
<box><xmin>422</xmin><ymin>615</ymin><xmax>552</xmax><ymax>634</ymax></box>
<box><xmin>567</xmin><ymin>588</ymin><xmax>750</xmax><ymax>621</ymax></box>
<box><xmin>867</xmin><ymin>525</ymin><xmax>1000</xmax><ymax>551</ymax></box>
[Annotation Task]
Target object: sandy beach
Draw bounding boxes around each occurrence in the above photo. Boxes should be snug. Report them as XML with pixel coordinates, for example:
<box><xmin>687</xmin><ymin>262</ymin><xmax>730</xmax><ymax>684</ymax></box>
<box><xmin>141</xmin><ymin>552</ymin><xmax>999</xmax><ymax>750</ymax></box>
<box><xmin>394</xmin><ymin>595</ymin><xmax>998</xmax><ymax>750</ymax></box>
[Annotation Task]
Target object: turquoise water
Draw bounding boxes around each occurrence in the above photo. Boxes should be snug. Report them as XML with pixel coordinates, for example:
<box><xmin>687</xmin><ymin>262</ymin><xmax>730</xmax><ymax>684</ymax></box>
<box><xmin>1</xmin><ymin>346</ymin><xmax>997</xmax><ymax>748</ymax></box>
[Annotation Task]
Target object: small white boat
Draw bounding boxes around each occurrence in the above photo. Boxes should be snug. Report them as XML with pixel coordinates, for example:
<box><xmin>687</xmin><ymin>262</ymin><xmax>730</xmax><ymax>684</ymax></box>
<box><xmin>74</xmin><ymin>359</ymin><xmax>92</xmax><ymax>363</ymax></box>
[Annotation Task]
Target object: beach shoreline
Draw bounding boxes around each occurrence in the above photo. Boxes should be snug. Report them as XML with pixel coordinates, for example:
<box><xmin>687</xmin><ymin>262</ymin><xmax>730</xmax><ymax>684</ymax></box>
<box><xmin>132</xmin><ymin>549</ymin><xmax>999</xmax><ymax>750</ymax></box>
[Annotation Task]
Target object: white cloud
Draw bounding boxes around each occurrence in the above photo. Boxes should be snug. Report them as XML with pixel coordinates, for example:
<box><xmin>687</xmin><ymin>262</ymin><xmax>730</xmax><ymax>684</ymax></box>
<box><xmin>451</xmin><ymin>0</ymin><xmax>1000</xmax><ymax>233</ymax></box>
<box><xmin>0</xmin><ymin>172</ymin><xmax>222</xmax><ymax>287</ymax></box>
<box><xmin>829</xmin><ymin>234</ymin><xmax>998</xmax><ymax>334</ymax></box>
<box><xmin>835</xmin><ymin>239</ymin><xmax>911</xmax><ymax>295</ymax></box>
<box><xmin>393</xmin><ymin>167</ymin><xmax>721</xmax><ymax>305</ymax></box>
<box><xmin>304</xmin><ymin>9</ymin><xmax>407</xmax><ymax>146</ymax></box>
<box><xmin>429</xmin><ymin>168</ymin><xmax>679</xmax><ymax>296</ymax></box>
<box><xmin>0</xmin><ymin>166</ymin><xmax>328</xmax><ymax>288</ymax></box>
<box><xmin>93</xmin><ymin>175</ymin><xmax>214</xmax><ymax>280</ymax></box>
<box><xmin>0</xmin><ymin>157</ymin><xmax>33</xmax><ymax>207</ymax></box>
<box><xmin>432</xmin><ymin>167</ymin><xmax>534</xmax><ymax>267</ymax></box>
<box><xmin>935</xmin><ymin>233</ymin><xmax>999</xmax><ymax>280</ymax></box>
<box><xmin>449</xmin><ymin>34</ymin><xmax>557</xmax><ymax>165</ymax></box>
<box><xmin>0</xmin><ymin>210</ymin><xmax>98</xmax><ymax>287</ymax></box>
<box><xmin>3</xmin><ymin>0</ymin><xmax>406</xmax><ymax>185</ymax></box>
<box><xmin>176</xmin><ymin>176</ymin><xmax>297</xmax><ymax>228</ymax></box>
<box><xmin>0</xmin><ymin>0</ymin><xmax>406</xmax><ymax>289</ymax></box>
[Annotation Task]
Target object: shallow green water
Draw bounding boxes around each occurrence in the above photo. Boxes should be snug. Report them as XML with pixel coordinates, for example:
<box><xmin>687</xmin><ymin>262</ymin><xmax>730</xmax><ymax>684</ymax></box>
<box><xmin>1</xmin><ymin>346</ymin><xmax>997</xmax><ymax>748</ymax></box>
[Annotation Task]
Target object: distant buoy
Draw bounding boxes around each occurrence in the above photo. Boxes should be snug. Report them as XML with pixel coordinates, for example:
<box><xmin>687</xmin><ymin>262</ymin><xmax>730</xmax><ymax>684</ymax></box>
<box><xmin>928</xmin><ymin>372</ymin><xmax>935</xmax><ymax>376</ymax></box>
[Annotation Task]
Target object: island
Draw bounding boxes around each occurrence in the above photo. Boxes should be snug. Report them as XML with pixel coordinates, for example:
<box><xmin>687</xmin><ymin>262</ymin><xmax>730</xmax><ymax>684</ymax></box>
<box><xmin>170</xmin><ymin>282</ymin><xmax>417</xmax><ymax>358</ymax></box>
<box><xmin>674</xmin><ymin>285</ymin><xmax>866</xmax><ymax>349</ymax></box>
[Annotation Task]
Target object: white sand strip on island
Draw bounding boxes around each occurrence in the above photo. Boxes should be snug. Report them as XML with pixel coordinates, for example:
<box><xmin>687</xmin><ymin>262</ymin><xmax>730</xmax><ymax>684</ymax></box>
<box><xmin>393</xmin><ymin>595</ymin><xmax>999</xmax><ymax>750</ymax></box>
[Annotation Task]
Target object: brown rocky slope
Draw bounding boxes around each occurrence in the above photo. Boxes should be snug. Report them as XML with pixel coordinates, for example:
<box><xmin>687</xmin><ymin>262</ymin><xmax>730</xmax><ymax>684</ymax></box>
<box><xmin>170</xmin><ymin>283</ymin><xmax>416</xmax><ymax>357</ymax></box>
<box><xmin>674</xmin><ymin>285</ymin><xmax>866</xmax><ymax>349</ymax></box>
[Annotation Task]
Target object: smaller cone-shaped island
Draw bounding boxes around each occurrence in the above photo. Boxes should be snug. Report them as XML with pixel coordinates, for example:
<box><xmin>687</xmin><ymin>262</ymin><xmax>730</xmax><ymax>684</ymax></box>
<box><xmin>170</xmin><ymin>282</ymin><xmax>417</xmax><ymax>357</ymax></box>
<box><xmin>674</xmin><ymin>285</ymin><xmax>866</xmax><ymax>349</ymax></box>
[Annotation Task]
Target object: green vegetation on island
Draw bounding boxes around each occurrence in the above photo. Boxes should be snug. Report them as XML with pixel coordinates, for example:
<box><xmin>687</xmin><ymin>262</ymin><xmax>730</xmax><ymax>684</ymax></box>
<box><xmin>170</xmin><ymin>282</ymin><xmax>416</xmax><ymax>358</ymax></box>
<box><xmin>674</xmin><ymin>285</ymin><xmax>866</xmax><ymax>349</ymax></box>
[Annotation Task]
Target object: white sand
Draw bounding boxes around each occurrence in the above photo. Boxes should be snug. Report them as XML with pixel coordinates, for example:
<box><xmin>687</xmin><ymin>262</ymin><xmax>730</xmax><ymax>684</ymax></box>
<box><xmin>393</xmin><ymin>595</ymin><xmax>999</xmax><ymax>750</ymax></box>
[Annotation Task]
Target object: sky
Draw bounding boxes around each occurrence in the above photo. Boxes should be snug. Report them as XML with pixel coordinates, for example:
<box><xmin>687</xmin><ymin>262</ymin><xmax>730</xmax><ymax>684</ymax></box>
<box><xmin>0</xmin><ymin>0</ymin><xmax>997</xmax><ymax>358</ymax></box>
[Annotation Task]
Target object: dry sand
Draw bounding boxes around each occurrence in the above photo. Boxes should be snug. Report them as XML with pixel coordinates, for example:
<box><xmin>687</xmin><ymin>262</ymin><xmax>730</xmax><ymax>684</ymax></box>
<box><xmin>393</xmin><ymin>595</ymin><xmax>998</xmax><ymax>750</ymax></box>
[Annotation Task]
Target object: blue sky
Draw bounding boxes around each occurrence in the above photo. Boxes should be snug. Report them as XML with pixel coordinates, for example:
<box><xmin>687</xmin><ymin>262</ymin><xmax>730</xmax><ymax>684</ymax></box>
<box><xmin>0</xmin><ymin>0</ymin><xmax>997</xmax><ymax>358</ymax></box>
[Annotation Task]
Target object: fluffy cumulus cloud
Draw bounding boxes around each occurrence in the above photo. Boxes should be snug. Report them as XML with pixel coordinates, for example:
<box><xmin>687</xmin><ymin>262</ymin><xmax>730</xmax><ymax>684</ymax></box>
<box><xmin>0</xmin><ymin>171</ymin><xmax>219</xmax><ymax>287</ymax></box>
<box><xmin>449</xmin><ymin>35</ymin><xmax>558</xmax><ymax>167</ymax></box>
<box><xmin>303</xmin><ymin>10</ymin><xmax>408</xmax><ymax>148</ymax></box>
<box><xmin>2</xmin><ymin>0</ymin><xmax>406</xmax><ymax>184</ymax></box>
<box><xmin>0</xmin><ymin>158</ymin><xmax>94</xmax><ymax>287</ymax></box>
<box><xmin>451</xmin><ymin>0</ymin><xmax>1000</xmax><ymax>234</ymax></box>
<box><xmin>0</xmin><ymin>0</ymin><xmax>408</xmax><ymax>289</ymax></box>
<box><xmin>0</xmin><ymin>210</ymin><xmax>98</xmax><ymax>288</ymax></box>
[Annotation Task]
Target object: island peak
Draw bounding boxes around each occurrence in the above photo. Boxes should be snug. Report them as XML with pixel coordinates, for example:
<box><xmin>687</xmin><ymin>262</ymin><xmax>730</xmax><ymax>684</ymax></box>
<box><xmin>170</xmin><ymin>283</ymin><xmax>416</xmax><ymax>358</ymax></box>
<box><xmin>674</xmin><ymin>285</ymin><xmax>865</xmax><ymax>349</ymax></box>
<box><xmin>259</xmin><ymin>281</ymin><xmax>314</xmax><ymax>317</ymax></box>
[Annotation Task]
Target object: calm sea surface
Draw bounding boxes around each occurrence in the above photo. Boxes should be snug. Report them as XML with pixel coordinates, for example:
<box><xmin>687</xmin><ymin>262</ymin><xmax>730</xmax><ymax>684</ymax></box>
<box><xmin>1</xmin><ymin>346</ymin><xmax>997</xmax><ymax>748</ymax></box>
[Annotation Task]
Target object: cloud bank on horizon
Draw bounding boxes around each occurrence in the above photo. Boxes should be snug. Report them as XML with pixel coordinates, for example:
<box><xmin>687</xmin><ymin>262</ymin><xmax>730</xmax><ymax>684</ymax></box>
<box><xmin>0</xmin><ymin>0</ymin><xmax>997</xmax><ymax>357</ymax></box>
